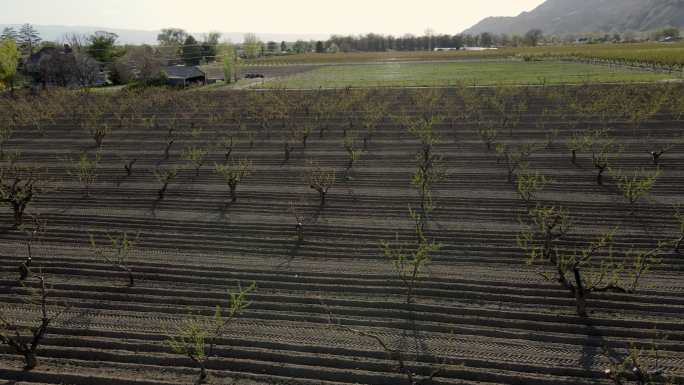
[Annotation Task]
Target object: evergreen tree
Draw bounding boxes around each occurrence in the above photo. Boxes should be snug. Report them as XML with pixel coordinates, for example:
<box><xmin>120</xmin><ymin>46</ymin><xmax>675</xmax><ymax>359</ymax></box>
<box><xmin>1</xmin><ymin>27</ymin><xmax>18</xmax><ymax>41</ymax></box>
<box><xmin>87</xmin><ymin>31</ymin><xmax>119</xmax><ymax>63</ymax></box>
<box><xmin>18</xmin><ymin>24</ymin><xmax>41</xmax><ymax>55</ymax></box>
<box><xmin>182</xmin><ymin>35</ymin><xmax>201</xmax><ymax>66</ymax></box>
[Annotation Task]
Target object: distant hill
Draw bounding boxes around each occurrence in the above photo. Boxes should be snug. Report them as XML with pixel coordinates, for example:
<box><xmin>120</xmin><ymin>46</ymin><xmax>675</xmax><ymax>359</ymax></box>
<box><xmin>0</xmin><ymin>24</ymin><xmax>329</xmax><ymax>45</ymax></box>
<box><xmin>463</xmin><ymin>0</ymin><xmax>684</xmax><ymax>36</ymax></box>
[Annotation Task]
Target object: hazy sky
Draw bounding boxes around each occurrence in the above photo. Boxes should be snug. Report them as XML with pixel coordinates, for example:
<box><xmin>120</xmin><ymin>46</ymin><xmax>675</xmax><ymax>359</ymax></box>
<box><xmin>2</xmin><ymin>0</ymin><xmax>546</xmax><ymax>35</ymax></box>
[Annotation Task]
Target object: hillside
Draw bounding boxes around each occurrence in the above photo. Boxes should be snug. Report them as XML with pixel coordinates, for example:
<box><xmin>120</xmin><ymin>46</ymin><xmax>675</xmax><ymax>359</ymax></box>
<box><xmin>464</xmin><ymin>0</ymin><xmax>684</xmax><ymax>36</ymax></box>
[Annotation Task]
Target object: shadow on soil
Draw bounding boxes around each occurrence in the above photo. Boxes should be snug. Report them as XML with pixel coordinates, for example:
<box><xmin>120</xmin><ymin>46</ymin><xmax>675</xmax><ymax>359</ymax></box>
<box><xmin>578</xmin><ymin>317</ymin><xmax>610</xmax><ymax>373</ymax></box>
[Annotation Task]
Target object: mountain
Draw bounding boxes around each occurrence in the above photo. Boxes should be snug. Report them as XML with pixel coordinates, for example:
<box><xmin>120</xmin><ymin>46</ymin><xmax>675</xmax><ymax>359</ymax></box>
<box><xmin>0</xmin><ymin>24</ymin><xmax>329</xmax><ymax>45</ymax></box>
<box><xmin>463</xmin><ymin>0</ymin><xmax>684</xmax><ymax>36</ymax></box>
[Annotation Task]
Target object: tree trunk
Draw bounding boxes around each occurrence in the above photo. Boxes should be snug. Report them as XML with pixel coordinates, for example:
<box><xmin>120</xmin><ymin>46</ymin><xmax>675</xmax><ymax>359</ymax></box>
<box><xmin>23</xmin><ymin>351</ymin><xmax>37</xmax><ymax>371</ymax></box>
<box><xmin>575</xmin><ymin>293</ymin><xmax>588</xmax><ymax>318</ymax></box>
<box><xmin>597</xmin><ymin>167</ymin><xmax>605</xmax><ymax>186</ymax></box>
<box><xmin>571</xmin><ymin>150</ymin><xmax>576</xmax><ymax>164</ymax></box>
<box><xmin>319</xmin><ymin>191</ymin><xmax>326</xmax><ymax>207</ymax></box>
<box><xmin>230</xmin><ymin>185</ymin><xmax>237</xmax><ymax>203</ymax></box>
<box><xmin>13</xmin><ymin>205</ymin><xmax>23</xmax><ymax>228</ymax></box>
<box><xmin>573</xmin><ymin>268</ymin><xmax>588</xmax><ymax>317</ymax></box>
<box><xmin>195</xmin><ymin>363</ymin><xmax>207</xmax><ymax>385</ymax></box>
<box><xmin>126</xmin><ymin>269</ymin><xmax>134</xmax><ymax>287</ymax></box>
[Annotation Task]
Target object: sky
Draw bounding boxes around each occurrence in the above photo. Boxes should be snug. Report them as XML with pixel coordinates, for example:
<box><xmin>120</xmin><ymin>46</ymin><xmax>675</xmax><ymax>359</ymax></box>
<box><xmin>1</xmin><ymin>0</ymin><xmax>546</xmax><ymax>35</ymax></box>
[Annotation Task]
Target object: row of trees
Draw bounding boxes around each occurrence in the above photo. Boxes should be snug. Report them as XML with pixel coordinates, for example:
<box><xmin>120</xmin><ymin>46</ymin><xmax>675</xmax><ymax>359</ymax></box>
<box><xmin>1</xmin><ymin>85</ymin><xmax>683</xmax><ymax>383</ymax></box>
<box><xmin>324</xmin><ymin>29</ymin><xmax>545</xmax><ymax>52</ymax></box>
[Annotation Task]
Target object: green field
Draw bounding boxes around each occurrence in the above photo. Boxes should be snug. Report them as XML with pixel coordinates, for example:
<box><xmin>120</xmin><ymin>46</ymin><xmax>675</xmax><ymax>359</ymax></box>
<box><xmin>252</xmin><ymin>60</ymin><xmax>678</xmax><ymax>89</ymax></box>
<box><xmin>248</xmin><ymin>42</ymin><xmax>684</xmax><ymax>67</ymax></box>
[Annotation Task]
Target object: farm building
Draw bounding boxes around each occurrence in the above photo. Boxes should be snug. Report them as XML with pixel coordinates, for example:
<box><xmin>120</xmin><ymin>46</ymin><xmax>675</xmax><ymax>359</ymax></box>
<box><xmin>162</xmin><ymin>65</ymin><xmax>207</xmax><ymax>87</ymax></box>
<box><xmin>200</xmin><ymin>66</ymin><xmax>226</xmax><ymax>84</ymax></box>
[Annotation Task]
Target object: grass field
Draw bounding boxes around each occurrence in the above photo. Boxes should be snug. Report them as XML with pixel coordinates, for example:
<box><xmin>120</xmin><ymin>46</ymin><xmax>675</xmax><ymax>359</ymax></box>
<box><xmin>247</xmin><ymin>42</ymin><xmax>684</xmax><ymax>67</ymax></box>
<box><xmin>251</xmin><ymin>60</ymin><xmax>678</xmax><ymax>88</ymax></box>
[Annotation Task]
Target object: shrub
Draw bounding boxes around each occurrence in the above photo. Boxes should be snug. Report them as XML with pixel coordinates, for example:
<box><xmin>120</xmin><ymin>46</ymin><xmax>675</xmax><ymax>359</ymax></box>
<box><xmin>167</xmin><ymin>282</ymin><xmax>255</xmax><ymax>384</ymax></box>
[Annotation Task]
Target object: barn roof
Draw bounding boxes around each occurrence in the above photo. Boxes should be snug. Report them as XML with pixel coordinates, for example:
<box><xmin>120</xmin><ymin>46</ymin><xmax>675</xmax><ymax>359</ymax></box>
<box><xmin>162</xmin><ymin>65</ymin><xmax>205</xmax><ymax>79</ymax></box>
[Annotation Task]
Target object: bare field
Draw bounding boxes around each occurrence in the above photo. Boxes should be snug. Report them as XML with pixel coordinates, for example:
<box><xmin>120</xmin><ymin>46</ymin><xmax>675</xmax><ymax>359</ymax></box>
<box><xmin>0</xmin><ymin>85</ymin><xmax>683</xmax><ymax>385</ymax></box>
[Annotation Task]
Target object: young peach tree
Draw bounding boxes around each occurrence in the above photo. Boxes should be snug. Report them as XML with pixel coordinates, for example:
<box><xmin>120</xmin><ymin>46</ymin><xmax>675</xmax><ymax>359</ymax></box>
<box><xmin>67</xmin><ymin>151</ymin><xmax>100</xmax><ymax>197</ymax></box>
<box><xmin>306</xmin><ymin>161</ymin><xmax>336</xmax><ymax>208</ymax></box>
<box><xmin>495</xmin><ymin>142</ymin><xmax>541</xmax><ymax>183</ymax></box>
<box><xmin>488</xmin><ymin>85</ymin><xmax>528</xmax><ymax>137</ymax></box>
<box><xmin>383</xmin><ymin>207</ymin><xmax>441</xmax><ymax>305</ymax></box>
<box><xmin>518</xmin><ymin>206</ymin><xmax>662</xmax><ymax>317</ymax></box>
<box><xmin>0</xmin><ymin>156</ymin><xmax>45</xmax><ymax>228</ymax></box>
<box><xmin>181</xmin><ymin>146</ymin><xmax>208</xmax><ymax>177</ymax></box>
<box><xmin>90</xmin><ymin>231</ymin><xmax>139</xmax><ymax>287</ymax></box>
<box><xmin>604</xmin><ymin>342</ymin><xmax>675</xmax><ymax>385</ymax></box>
<box><xmin>343</xmin><ymin>130</ymin><xmax>365</xmax><ymax>174</ymax></box>
<box><xmin>610</xmin><ymin>168</ymin><xmax>662</xmax><ymax>214</ymax></box>
<box><xmin>588</xmin><ymin>128</ymin><xmax>620</xmax><ymax>186</ymax></box>
<box><xmin>167</xmin><ymin>282</ymin><xmax>255</xmax><ymax>385</ymax></box>
<box><xmin>478</xmin><ymin>124</ymin><xmax>499</xmax><ymax>151</ymax></box>
<box><xmin>516</xmin><ymin>167</ymin><xmax>552</xmax><ymax>206</ymax></box>
<box><xmin>214</xmin><ymin>159</ymin><xmax>252</xmax><ymax>203</ymax></box>
<box><xmin>672</xmin><ymin>207</ymin><xmax>684</xmax><ymax>255</ymax></box>
<box><xmin>0</xmin><ymin>273</ymin><xmax>68</xmax><ymax>370</ymax></box>
<box><xmin>154</xmin><ymin>167</ymin><xmax>178</xmax><ymax>200</ymax></box>
<box><xmin>567</xmin><ymin>130</ymin><xmax>591</xmax><ymax>165</ymax></box>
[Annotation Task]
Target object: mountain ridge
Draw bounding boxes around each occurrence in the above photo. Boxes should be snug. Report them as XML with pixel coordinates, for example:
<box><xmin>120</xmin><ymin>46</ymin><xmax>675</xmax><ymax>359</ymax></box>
<box><xmin>463</xmin><ymin>0</ymin><xmax>684</xmax><ymax>36</ymax></box>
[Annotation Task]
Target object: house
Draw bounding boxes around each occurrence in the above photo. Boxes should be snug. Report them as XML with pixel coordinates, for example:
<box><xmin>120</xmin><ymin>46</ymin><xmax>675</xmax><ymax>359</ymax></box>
<box><xmin>162</xmin><ymin>65</ymin><xmax>207</xmax><ymax>87</ymax></box>
<box><xmin>200</xmin><ymin>66</ymin><xmax>226</xmax><ymax>84</ymax></box>
<box><xmin>23</xmin><ymin>44</ymin><xmax>108</xmax><ymax>88</ymax></box>
<box><xmin>660</xmin><ymin>36</ymin><xmax>683</xmax><ymax>43</ymax></box>
<box><xmin>461</xmin><ymin>47</ymin><xmax>498</xmax><ymax>51</ymax></box>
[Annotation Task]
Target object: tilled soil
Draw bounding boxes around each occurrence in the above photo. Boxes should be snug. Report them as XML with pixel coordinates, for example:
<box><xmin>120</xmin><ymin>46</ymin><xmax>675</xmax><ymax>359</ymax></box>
<box><xmin>1</xmin><ymin>87</ymin><xmax>683</xmax><ymax>384</ymax></box>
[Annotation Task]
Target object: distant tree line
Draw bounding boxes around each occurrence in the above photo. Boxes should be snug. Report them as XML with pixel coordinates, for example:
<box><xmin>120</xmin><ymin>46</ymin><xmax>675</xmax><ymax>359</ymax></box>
<box><xmin>319</xmin><ymin>27</ymin><xmax>682</xmax><ymax>53</ymax></box>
